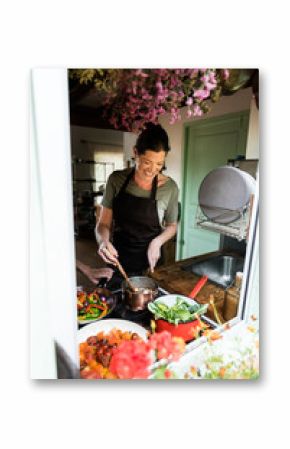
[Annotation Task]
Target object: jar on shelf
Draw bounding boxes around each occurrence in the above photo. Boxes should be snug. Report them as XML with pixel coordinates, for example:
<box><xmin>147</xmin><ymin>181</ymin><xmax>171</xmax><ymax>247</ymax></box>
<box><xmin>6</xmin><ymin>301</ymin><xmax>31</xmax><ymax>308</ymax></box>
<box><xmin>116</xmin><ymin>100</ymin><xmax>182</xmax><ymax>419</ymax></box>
<box><xmin>223</xmin><ymin>272</ymin><xmax>243</xmax><ymax>321</ymax></box>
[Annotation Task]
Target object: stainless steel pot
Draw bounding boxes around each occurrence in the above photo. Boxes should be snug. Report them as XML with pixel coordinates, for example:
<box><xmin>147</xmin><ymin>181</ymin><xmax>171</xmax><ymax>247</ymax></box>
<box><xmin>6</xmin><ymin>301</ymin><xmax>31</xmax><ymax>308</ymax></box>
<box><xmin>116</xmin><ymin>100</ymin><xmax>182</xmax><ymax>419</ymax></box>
<box><xmin>122</xmin><ymin>276</ymin><xmax>159</xmax><ymax>311</ymax></box>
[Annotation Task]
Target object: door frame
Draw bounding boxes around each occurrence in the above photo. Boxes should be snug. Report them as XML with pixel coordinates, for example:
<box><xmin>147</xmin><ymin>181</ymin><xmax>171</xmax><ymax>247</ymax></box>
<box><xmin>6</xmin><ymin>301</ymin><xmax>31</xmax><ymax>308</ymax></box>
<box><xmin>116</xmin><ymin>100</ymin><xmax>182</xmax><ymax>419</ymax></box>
<box><xmin>30</xmin><ymin>69</ymin><xmax>79</xmax><ymax>378</ymax></box>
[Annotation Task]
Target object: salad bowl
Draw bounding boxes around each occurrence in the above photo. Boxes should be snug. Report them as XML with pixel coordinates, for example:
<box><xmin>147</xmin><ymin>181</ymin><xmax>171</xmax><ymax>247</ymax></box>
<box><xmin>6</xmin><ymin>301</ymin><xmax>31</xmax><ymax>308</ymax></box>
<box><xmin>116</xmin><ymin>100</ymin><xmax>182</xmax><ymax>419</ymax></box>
<box><xmin>148</xmin><ymin>295</ymin><xmax>208</xmax><ymax>342</ymax></box>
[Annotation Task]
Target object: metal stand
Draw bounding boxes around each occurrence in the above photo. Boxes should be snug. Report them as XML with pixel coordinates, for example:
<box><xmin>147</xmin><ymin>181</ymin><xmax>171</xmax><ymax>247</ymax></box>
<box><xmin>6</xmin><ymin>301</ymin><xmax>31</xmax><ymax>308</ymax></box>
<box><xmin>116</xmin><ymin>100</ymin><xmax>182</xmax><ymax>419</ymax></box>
<box><xmin>195</xmin><ymin>204</ymin><xmax>251</xmax><ymax>241</ymax></box>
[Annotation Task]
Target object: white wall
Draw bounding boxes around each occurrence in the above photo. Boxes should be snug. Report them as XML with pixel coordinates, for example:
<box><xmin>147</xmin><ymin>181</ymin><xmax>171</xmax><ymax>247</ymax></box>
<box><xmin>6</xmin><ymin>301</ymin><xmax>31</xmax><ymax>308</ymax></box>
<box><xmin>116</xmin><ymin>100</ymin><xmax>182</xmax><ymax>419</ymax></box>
<box><xmin>70</xmin><ymin>126</ymin><xmax>125</xmax><ymax>190</ymax></box>
<box><xmin>30</xmin><ymin>81</ymin><xmax>57</xmax><ymax>379</ymax></box>
<box><xmin>123</xmin><ymin>131</ymin><xmax>137</xmax><ymax>167</ymax></box>
<box><xmin>71</xmin><ymin>126</ymin><xmax>124</xmax><ymax>155</ymax></box>
<box><xmin>246</xmin><ymin>96</ymin><xmax>259</xmax><ymax>159</ymax></box>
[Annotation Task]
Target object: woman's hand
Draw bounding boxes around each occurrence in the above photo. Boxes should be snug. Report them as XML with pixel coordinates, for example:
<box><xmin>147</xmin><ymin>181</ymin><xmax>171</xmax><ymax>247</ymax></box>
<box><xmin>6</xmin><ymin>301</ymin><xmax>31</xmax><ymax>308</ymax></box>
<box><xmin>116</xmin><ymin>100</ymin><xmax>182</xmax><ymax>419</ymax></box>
<box><xmin>76</xmin><ymin>260</ymin><xmax>114</xmax><ymax>284</ymax></box>
<box><xmin>147</xmin><ymin>237</ymin><xmax>162</xmax><ymax>272</ymax></box>
<box><xmin>82</xmin><ymin>266</ymin><xmax>114</xmax><ymax>284</ymax></box>
<box><xmin>98</xmin><ymin>241</ymin><xmax>119</xmax><ymax>265</ymax></box>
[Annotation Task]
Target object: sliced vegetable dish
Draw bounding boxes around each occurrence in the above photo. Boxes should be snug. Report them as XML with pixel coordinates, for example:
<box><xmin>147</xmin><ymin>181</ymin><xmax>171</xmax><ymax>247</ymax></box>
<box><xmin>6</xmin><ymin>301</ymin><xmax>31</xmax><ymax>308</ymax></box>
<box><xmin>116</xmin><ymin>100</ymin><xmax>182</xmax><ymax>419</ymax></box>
<box><xmin>77</xmin><ymin>291</ymin><xmax>110</xmax><ymax>321</ymax></box>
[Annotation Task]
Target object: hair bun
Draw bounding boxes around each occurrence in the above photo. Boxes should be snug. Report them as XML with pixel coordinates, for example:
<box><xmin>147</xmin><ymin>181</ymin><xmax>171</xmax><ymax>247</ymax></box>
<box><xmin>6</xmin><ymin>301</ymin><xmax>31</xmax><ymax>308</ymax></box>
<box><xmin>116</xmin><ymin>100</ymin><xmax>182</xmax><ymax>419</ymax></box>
<box><xmin>136</xmin><ymin>122</ymin><xmax>170</xmax><ymax>154</ymax></box>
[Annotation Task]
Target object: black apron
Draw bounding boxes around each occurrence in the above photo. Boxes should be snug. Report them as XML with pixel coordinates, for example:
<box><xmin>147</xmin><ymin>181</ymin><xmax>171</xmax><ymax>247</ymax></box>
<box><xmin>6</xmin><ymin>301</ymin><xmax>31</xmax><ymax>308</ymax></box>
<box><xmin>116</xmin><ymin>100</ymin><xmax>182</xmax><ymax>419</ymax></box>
<box><xmin>112</xmin><ymin>168</ymin><xmax>162</xmax><ymax>275</ymax></box>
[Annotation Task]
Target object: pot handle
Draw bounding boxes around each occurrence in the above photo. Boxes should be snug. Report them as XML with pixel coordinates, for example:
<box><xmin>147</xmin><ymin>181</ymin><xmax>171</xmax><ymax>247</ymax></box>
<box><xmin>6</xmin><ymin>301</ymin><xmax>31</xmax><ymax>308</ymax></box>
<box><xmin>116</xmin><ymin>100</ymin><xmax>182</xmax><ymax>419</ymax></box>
<box><xmin>98</xmin><ymin>277</ymin><xmax>108</xmax><ymax>288</ymax></box>
<box><xmin>188</xmin><ymin>275</ymin><xmax>208</xmax><ymax>299</ymax></box>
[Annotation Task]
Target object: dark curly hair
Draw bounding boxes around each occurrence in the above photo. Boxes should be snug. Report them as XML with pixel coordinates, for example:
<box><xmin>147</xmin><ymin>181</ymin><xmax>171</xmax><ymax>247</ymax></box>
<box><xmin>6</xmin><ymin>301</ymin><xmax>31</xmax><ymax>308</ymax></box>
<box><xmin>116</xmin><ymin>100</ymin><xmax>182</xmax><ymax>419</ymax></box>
<box><xmin>135</xmin><ymin>122</ymin><xmax>171</xmax><ymax>155</ymax></box>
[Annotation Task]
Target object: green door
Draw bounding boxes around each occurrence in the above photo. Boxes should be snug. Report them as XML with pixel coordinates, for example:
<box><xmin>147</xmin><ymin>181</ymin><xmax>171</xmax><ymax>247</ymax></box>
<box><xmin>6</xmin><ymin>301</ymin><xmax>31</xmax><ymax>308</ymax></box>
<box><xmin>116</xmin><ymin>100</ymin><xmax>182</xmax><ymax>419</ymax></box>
<box><xmin>179</xmin><ymin>111</ymin><xmax>249</xmax><ymax>260</ymax></box>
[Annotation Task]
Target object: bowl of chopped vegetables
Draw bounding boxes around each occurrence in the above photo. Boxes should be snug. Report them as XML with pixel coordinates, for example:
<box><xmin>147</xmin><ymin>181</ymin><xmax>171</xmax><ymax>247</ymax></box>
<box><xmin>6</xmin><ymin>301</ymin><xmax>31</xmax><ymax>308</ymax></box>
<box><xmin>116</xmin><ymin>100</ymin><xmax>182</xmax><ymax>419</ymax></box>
<box><xmin>148</xmin><ymin>295</ymin><xmax>208</xmax><ymax>342</ymax></box>
<box><xmin>77</xmin><ymin>287</ymin><xmax>117</xmax><ymax>325</ymax></box>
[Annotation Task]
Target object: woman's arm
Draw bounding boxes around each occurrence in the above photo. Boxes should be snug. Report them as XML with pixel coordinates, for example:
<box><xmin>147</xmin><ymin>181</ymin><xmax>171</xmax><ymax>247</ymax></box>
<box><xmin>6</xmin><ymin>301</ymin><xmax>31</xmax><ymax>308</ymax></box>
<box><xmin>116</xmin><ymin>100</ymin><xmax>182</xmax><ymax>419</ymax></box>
<box><xmin>95</xmin><ymin>206</ymin><xmax>112</xmax><ymax>246</ymax></box>
<box><xmin>76</xmin><ymin>260</ymin><xmax>113</xmax><ymax>284</ymax></box>
<box><xmin>147</xmin><ymin>222</ymin><xmax>177</xmax><ymax>272</ymax></box>
<box><xmin>95</xmin><ymin>207</ymin><xmax>119</xmax><ymax>264</ymax></box>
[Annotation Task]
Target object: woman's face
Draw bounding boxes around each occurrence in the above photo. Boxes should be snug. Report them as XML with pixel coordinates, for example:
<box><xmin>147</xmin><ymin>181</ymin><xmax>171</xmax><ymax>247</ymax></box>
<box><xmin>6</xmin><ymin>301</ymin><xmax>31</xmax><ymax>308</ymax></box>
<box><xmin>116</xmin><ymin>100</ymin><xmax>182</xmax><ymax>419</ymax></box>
<box><xmin>134</xmin><ymin>149</ymin><xmax>166</xmax><ymax>180</ymax></box>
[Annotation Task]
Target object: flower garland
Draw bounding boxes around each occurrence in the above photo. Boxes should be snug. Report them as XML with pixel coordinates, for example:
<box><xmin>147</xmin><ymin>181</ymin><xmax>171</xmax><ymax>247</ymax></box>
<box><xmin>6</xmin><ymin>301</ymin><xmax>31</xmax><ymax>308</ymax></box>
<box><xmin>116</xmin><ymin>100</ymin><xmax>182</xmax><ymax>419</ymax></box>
<box><xmin>70</xmin><ymin>68</ymin><xmax>230</xmax><ymax>132</ymax></box>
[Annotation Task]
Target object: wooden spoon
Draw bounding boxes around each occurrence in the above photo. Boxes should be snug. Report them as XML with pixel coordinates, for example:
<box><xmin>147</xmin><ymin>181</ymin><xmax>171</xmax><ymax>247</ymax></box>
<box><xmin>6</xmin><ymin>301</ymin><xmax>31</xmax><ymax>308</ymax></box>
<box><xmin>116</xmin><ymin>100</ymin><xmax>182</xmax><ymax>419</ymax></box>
<box><xmin>114</xmin><ymin>259</ymin><xmax>137</xmax><ymax>292</ymax></box>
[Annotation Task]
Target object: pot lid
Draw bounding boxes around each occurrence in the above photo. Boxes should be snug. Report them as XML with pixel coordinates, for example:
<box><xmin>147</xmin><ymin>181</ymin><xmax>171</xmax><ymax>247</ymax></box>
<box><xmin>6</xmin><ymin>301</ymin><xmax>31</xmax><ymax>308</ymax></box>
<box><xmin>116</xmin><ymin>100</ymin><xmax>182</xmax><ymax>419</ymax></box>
<box><xmin>198</xmin><ymin>166</ymin><xmax>256</xmax><ymax>224</ymax></box>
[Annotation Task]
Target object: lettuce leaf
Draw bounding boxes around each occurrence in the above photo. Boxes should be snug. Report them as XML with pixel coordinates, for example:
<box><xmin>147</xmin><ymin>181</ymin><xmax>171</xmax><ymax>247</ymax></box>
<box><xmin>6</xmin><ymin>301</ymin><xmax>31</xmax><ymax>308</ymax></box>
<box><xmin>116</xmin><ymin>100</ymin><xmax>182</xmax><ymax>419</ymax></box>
<box><xmin>148</xmin><ymin>298</ymin><xmax>208</xmax><ymax>325</ymax></box>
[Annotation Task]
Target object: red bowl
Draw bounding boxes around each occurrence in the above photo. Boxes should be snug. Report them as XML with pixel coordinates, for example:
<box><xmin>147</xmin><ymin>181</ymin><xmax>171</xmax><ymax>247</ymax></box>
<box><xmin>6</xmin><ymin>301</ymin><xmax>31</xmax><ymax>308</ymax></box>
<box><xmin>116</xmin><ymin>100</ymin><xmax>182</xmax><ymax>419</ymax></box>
<box><xmin>155</xmin><ymin>318</ymin><xmax>201</xmax><ymax>342</ymax></box>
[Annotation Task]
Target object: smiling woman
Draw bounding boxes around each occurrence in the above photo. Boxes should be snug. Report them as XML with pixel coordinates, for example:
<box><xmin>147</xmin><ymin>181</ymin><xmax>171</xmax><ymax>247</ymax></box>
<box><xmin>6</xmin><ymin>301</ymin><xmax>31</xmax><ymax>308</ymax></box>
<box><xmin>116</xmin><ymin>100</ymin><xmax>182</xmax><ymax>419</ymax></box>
<box><xmin>96</xmin><ymin>122</ymin><xmax>179</xmax><ymax>276</ymax></box>
<box><xmin>134</xmin><ymin>151</ymin><xmax>166</xmax><ymax>189</ymax></box>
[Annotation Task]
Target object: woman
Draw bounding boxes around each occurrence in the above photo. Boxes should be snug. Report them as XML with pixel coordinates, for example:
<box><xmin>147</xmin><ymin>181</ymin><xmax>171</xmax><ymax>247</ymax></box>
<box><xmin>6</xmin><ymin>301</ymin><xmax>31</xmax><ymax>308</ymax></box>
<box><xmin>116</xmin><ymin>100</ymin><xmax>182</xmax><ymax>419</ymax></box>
<box><xmin>96</xmin><ymin>123</ymin><xmax>179</xmax><ymax>275</ymax></box>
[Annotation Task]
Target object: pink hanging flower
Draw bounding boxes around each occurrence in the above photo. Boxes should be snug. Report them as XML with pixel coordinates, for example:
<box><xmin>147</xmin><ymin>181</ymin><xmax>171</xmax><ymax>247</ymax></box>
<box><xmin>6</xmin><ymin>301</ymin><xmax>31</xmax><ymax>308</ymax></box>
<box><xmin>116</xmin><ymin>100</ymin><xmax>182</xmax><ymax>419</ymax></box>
<box><xmin>186</xmin><ymin>97</ymin><xmax>193</xmax><ymax>106</ymax></box>
<box><xmin>201</xmin><ymin>74</ymin><xmax>210</xmax><ymax>84</ymax></box>
<box><xmin>79</xmin><ymin>68</ymin><xmax>232</xmax><ymax>131</ymax></box>
<box><xmin>189</xmin><ymin>69</ymin><xmax>199</xmax><ymax>78</ymax></box>
<box><xmin>135</xmin><ymin>69</ymin><xmax>149</xmax><ymax>78</ymax></box>
<box><xmin>201</xmin><ymin>72</ymin><xmax>217</xmax><ymax>91</ymax></box>
<box><xmin>209</xmin><ymin>71</ymin><xmax>217</xmax><ymax>83</ymax></box>
<box><xmin>193</xmin><ymin>88</ymin><xmax>210</xmax><ymax>100</ymax></box>
<box><xmin>131</xmin><ymin>81</ymin><xmax>137</xmax><ymax>95</ymax></box>
<box><xmin>193</xmin><ymin>104</ymin><xmax>203</xmax><ymax>116</ymax></box>
<box><xmin>186</xmin><ymin>108</ymin><xmax>193</xmax><ymax>118</ymax></box>
<box><xmin>222</xmin><ymin>69</ymin><xmax>230</xmax><ymax>80</ymax></box>
<box><xmin>156</xmin><ymin>80</ymin><xmax>163</xmax><ymax>91</ymax></box>
<box><xmin>206</xmin><ymin>81</ymin><xmax>217</xmax><ymax>90</ymax></box>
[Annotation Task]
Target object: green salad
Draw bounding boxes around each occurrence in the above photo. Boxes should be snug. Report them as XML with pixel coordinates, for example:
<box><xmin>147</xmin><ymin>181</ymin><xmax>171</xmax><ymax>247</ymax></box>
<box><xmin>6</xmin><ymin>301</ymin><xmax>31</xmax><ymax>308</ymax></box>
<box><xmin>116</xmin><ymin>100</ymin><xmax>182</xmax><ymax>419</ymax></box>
<box><xmin>148</xmin><ymin>298</ymin><xmax>208</xmax><ymax>325</ymax></box>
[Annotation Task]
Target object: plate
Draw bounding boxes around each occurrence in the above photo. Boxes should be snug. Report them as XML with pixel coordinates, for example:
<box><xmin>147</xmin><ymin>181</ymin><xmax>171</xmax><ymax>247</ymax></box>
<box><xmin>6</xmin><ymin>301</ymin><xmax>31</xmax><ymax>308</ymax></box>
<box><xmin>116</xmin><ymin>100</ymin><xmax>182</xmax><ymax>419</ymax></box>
<box><xmin>198</xmin><ymin>166</ymin><xmax>256</xmax><ymax>224</ymax></box>
<box><xmin>77</xmin><ymin>319</ymin><xmax>148</xmax><ymax>344</ymax></box>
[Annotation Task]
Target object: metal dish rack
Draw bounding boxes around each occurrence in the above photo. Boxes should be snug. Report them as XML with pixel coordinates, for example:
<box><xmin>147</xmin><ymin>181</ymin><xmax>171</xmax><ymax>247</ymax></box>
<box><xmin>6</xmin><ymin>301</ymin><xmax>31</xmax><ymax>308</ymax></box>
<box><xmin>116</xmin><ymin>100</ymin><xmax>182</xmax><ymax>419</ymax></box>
<box><xmin>195</xmin><ymin>203</ymin><xmax>251</xmax><ymax>241</ymax></box>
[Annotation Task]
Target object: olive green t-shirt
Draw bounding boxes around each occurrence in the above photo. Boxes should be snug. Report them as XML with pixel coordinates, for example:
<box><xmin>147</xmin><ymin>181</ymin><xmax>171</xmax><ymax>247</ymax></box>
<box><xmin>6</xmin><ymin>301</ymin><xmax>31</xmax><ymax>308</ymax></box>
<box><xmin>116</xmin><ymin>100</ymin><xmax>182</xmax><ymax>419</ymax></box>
<box><xmin>102</xmin><ymin>168</ymin><xmax>179</xmax><ymax>226</ymax></box>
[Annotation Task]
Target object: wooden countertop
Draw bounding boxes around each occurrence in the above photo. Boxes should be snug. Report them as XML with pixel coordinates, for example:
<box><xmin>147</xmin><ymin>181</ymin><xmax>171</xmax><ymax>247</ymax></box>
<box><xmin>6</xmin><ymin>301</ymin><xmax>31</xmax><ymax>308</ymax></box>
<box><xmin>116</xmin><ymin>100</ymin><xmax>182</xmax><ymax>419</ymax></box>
<box><xmin>150</xmin><ymin>251</ymin><xmax>224</xmax><ymax>300</ymax></box>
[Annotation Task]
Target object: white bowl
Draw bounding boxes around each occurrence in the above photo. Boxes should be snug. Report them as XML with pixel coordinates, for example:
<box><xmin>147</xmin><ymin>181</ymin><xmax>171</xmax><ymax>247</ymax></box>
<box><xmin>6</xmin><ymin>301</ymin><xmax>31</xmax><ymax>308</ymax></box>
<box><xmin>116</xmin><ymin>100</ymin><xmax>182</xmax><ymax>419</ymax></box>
<box><xmin>153</xmin><ymin>294</ymin><xmax>199</xmax><ymax>308</ymax></box>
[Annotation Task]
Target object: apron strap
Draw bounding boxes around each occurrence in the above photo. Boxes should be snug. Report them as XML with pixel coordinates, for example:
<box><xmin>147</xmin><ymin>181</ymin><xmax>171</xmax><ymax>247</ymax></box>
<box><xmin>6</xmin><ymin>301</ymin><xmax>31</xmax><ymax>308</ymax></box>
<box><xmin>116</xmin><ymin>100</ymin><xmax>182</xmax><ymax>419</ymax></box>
<box><xmin>150</xmin><ymin>175</ymin><xmax>158</xmax><ymax>200</ymax></box>
<box><xmin>119</xmin><ymin>168</ymin><xmax>135</xmax><ymax>194</ymax></box>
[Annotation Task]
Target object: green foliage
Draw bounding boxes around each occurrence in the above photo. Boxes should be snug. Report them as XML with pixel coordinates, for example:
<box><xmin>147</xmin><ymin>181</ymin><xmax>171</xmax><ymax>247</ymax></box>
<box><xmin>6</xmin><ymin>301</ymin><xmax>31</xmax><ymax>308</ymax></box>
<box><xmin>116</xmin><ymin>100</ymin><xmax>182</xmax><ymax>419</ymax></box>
<box><xmin>148</xmin><ymin>298</ymin><xmax>208</xmax><ymax>325</ymax></box>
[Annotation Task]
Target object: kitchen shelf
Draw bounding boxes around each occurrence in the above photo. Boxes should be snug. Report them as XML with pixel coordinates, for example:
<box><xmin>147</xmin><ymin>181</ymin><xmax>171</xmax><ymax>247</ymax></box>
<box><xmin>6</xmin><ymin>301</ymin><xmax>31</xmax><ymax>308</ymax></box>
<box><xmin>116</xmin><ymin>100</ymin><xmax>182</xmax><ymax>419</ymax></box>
<box><xmin>194</xmin><ymin>204</ymin><xmax>250</xmax><ymax>241</ymax></box>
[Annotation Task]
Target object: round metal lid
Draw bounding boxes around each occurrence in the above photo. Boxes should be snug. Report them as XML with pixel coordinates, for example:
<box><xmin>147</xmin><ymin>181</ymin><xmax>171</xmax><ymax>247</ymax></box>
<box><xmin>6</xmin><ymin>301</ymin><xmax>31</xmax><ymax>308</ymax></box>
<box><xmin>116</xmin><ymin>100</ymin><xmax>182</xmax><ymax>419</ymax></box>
<box><xmin>198</xmin><ymin>166</ymin><xmax>256</xmax><ymax>224</ymax></box>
